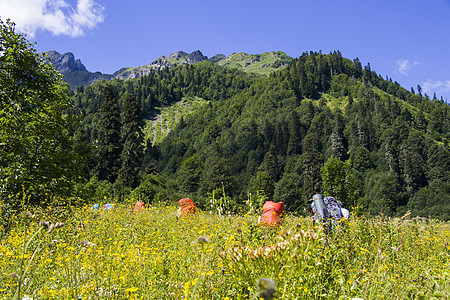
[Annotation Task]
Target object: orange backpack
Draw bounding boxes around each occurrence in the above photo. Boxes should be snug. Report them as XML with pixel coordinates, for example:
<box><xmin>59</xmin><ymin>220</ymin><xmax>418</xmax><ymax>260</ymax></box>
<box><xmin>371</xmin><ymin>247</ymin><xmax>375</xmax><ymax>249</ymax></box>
<box><xmin>178</xmin><ymin>198</ymin><xmax>197</xmax><ymax>216</ymax></box>
<box><xmin>260</xmin><ymin>201</ymin><xmax>284</xmax><ymax>226</ymax></box>
<box><xmin>134</xmin><ymin>201</ymin><xmax>145</xmax><ymax>212</ymax></box>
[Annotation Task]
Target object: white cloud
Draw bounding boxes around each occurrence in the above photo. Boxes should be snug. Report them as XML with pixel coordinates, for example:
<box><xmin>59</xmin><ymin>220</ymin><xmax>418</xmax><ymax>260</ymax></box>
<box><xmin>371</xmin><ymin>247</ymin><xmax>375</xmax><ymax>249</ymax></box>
<box><xmin>423</xmin><ymin>79</ymin><xmax>450</xmax><ymax>99</ymax></box>
<box><xmin>0</xmin><ymin>0</ymin><xmax>104</xmax><ymax>37</ymax></box>
<box><xmin>396</xmin><ymin>58</ymin><xmax>420</xmax><ymax>76</ymax></box>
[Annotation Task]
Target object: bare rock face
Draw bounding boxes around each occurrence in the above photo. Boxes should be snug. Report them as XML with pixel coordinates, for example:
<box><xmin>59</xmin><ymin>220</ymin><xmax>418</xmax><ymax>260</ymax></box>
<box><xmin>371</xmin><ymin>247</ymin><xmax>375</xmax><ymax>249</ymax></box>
<box><xmin>167</xmin><ymin>51</ymin><xmax>188</xmax><ymax>60</ymax></box>
<box><xmin>44</xmin><ymin>50</ymin><xmax>87</xmax><ymax>73</ymax></box>
<box><xmin>44</xmin><ymin>50</ymin><xmax>112</xmax><ymax>89</ymax></box>
<box><xmin>113</xmin><ymin>50</ymin><xmax>209</xmax><ymax>80</ymax></box>
<box><xmin>186</xmin><ymin>50</ymin><xmax>207</xmax><ymax>64</ymax></box>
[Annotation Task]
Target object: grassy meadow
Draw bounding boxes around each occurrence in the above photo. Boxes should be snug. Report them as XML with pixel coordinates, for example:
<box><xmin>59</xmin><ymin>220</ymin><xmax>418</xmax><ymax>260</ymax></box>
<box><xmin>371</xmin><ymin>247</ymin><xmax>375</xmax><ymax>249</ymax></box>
<box><xmin>0</xmin><ymin>200</ymin><xmax>448</xmax><ymax>299</ymax></box>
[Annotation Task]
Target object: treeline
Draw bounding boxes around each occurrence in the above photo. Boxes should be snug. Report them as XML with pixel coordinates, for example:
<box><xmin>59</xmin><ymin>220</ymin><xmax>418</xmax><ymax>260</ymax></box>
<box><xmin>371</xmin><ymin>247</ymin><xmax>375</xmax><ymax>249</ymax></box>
<box><xmin>72</xmin><ymin>51</ymin><xmax>449</xmax><ymax>220</ymax></box>
<box><xmin>72</xmin><ymin>63</ymin><xmax>255</xmax><ymax>141</ymax></box>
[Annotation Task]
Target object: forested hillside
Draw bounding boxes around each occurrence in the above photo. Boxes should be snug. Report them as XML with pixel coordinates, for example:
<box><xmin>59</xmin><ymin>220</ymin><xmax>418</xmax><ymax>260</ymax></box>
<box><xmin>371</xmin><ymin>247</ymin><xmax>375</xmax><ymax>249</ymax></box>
<box><xmin>71</xmin><ymin>51</ymin><xmax>449</xmax><ymax>220</ymax></box>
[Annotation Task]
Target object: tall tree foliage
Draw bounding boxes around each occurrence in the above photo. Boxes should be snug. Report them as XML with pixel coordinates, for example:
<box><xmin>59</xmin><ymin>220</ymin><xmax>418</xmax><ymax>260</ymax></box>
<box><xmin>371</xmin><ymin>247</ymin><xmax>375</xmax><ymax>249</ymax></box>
<box><xmin>301</xmin><ymin>132</ymin><xmax>322</xmax><ymax>204</ymax></box>
<box><xmin>118</xmin><ymin>93</ymin><xmax>144</xmax><ymax>188</ymax></box>
<box><xmin>321</xmin><ymin>156</ymin><xmax>359</xmax><ymax>207</ymax></box>
<box><xmin>331</xmin><ymin>111</ymin><xmax>345</xmax><ymax>158</ymax></box>
<box><xmin>0</xmin><ymin>19</ymin><xmax>78</xmax><ymax>201</ymax></box>
<box><xmin>198</xmin><ymin>144</ymin><xmax>234</xmax><ymax>202</ymax></box>
<box><xmin>96</xmin><ymin>85</ymin><xmax>121</xmax><ymax>182</ymax></box>
<box><xmin>177</xmin><ymin>155</ymin><xmax>203</xmax><ymax>195</ymax></box>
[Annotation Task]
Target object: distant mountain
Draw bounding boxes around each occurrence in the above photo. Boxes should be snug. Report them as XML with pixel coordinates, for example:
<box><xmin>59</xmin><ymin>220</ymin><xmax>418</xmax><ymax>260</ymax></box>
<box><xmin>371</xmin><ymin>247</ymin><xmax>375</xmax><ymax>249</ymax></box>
<box><xmin>45</xmin><ymin>50</ymin><xmax>293</xmax><ymax>87</ymax></box>
<box><xmin>44</xmin><ymin>50</ymin><xmax>112</xmax><ymax>89</ymax></box>
<box><xmin>113</xmin><ymin>50</ymin><xmax>292</xmax><ymax>79</ymax></box>
<box><xmin>45</xmin><ymin>50</ymin><xmax>87</xmax><ymax>72</ymax></box>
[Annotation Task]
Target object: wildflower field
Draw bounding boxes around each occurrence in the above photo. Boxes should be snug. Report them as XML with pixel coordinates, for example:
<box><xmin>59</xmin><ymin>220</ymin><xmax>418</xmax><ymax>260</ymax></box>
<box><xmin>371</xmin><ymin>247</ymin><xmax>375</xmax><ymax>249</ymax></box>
<box><xmin>0</xmin><ymin>202</ymin><xmax>448</xmax><ymax>299</ymax></box>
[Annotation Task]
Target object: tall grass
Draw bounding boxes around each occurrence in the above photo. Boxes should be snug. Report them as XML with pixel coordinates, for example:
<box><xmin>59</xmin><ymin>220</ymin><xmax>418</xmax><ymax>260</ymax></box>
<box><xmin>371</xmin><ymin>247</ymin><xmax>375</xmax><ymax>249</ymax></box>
<box><xmin>0</xmin><ymin>201</ymin><xmax>448</xmax><ymax>299</ymax></box>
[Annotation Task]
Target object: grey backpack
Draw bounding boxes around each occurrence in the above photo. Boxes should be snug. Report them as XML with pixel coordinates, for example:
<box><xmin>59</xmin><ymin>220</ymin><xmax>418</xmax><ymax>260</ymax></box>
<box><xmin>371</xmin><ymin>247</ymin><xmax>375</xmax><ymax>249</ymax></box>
<box><xmin>323</xmin><ymin>196</ymin><xmax>343</xmax><ymax>222</ymax></box>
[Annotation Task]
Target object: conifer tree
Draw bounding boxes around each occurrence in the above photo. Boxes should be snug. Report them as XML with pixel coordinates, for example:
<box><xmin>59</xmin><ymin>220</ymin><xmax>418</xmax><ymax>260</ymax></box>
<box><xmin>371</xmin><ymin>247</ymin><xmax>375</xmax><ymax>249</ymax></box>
<box><xmin>274</xmin><ymin>121</ymin><xmax>290</xmax><ymax>156</ymax></box>
<box><xmin>263</xmin><ymin>119</ymin><xmax>274</xmax><ymax>152</ymax></box>
<box><xmin>331</xmin><ymin>111</ymin><xmax>345</xmax><ymax>158</ymax></box>
<box><xmin>118</xmin><ymin>93</ymin><xmax>144</xmax><ymax>188</ymax></box>
<box><xmin>287</xmin><ymin>111</ymin><xmax>302</xmax><ymax>155</ymax></box>
<box><xmin>301</xmin><ymin>132</ymin><xmax>322</xmax><ymax>203</ymax></box>
<box><xmin>96</xmin><ymin>85</ymin><xmax>122</xmax><ymax>182</ymax></box>
<box><xmin>73</xmin><ymin>127</ymin><xmax>93</xmax><ymax>180</ymax></box>
<box><xmin>403</xmin><ymin>148</ymin><xmax>424</xmax><ymax>197</ymax></box>
<box><xmin>248</xmin><ymin>171</ymin><xmax>275</xmax><ymax>199</ymax></box>
<box><xmin>177</xmin><ymin>154</ymin><xmax>203</xmax><ymax>194</ymax></box>
<box><xmin>263</xmin><ymin>145</ymin><xmax>280</xmax><ymax>181</ymax></box>
<box><xmin>199</xmin><ymin>144</ymin><xmax>234</xmax><ymax>198</ymax></box>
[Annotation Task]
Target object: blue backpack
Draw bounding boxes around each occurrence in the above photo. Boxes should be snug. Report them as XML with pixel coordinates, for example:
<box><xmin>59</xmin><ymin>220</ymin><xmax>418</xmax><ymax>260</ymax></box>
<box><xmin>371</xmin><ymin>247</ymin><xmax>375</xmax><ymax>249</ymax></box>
<box><xmin>323</xmin><ymin>196</ymin><xmax>343</xmax><ymax>222</ymax></box>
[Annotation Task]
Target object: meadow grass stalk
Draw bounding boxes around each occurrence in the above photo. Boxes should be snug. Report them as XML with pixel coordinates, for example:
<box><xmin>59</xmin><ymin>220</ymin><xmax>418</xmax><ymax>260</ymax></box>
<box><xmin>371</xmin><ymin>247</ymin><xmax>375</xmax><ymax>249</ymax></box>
<box><xmin>13</xmin><ymin>225</ymin><xmax>44</xmax><ymax>300</ymax></box>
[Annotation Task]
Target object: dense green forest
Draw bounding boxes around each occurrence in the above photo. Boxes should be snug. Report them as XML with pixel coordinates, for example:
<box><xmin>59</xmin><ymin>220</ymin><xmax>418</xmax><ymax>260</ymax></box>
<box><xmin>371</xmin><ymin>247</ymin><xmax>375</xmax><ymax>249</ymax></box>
<box><xmin>71</xmin><ymin>51</ymin><xmax>449</xmax><ymax>220</ymax></box>
<box><xmin>1</xmin><ymin>18</ymin><xmax>449</xmax><ymax>221</ymax></box>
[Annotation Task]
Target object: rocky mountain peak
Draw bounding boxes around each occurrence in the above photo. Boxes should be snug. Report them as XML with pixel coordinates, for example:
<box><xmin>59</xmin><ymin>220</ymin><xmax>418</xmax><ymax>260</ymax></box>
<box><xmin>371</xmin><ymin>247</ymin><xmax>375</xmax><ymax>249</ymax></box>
<box><xmin>44</xmin><ymin>50</ymin><xmax>87</xmax><ymax>73</ymax></box>
<box><xmin>166</xmin><ymin>51</ymin><xmax>188</xmax><ymax>60</ymax></box>
<box><xmin>186</xmin><ymin>50</ymin><xmax>208</xmax><ymax>63</ymax></box>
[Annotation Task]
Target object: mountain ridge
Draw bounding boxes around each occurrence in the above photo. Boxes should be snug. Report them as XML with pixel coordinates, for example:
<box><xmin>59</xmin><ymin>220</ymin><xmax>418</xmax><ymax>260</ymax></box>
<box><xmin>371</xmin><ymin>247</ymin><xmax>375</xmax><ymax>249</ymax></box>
<box><xmin>44</xmin><ymin>50</ymin><xmax>113</xmax><ymax>88</ymax></box>
<box><xmin>45</xmin><ymin>50</ymin><xmax>292</xmax><ymax>88</ymax></box>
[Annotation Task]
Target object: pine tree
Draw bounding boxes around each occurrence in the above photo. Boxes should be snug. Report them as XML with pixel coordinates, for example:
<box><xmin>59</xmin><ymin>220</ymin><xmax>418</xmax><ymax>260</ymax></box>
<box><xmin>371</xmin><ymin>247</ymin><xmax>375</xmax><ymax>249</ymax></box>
<box><xmin>178</xmin><ymin>154</ymin><xmax>203</xmax><ymax>194</ymax></box>
<box><xmin>301</xmin><ymin>132</ymin><xmax>322</xmax><ymax>203</ymax></box>
<box><xmin>199</xmin><ymin>144</ymin><xmax>234</xmax><ymax>198</ymax></box>
<box><xmin>118</xmin><ymin>93</ymin><xmax>144</xmax><ymax>188</ymax></box>
<box><xmin>331</xmin><ymin>111</ymin><xmax>345</xmax><ymax>158</ymax></box>
<box><xmin>263</xmin><ymin>145</ymin><xmax>280</xmax><ymax>181</ymax></box>
<box><xmin>248</xmin><ymin>171</ymin><xmax>275</xmax><ymax>199</ymax></box>
<box><xmin>287</xmin><ymin>111</ymin><xmax>302</xmax><ymax>155</ymax></box>
<box><xmin>263</xmin><ymin>119</ymin><xmax>274</xmax><ymax>152</ymax></box>
<box><xmin>73</xmin><ymin>127</ymin><xmax>93</xmax><ymax>180</ymax></box>
<box><xmin>275</xmin><ymin>122</ymin><xmax>288</xmax><ymax>155</ymax></box>
<box><xmin>96</xmin><ymin>85</ymin><xmax>122</xmax><ymax>182</ymax></box>
<box><xmin>402</xmin><ymin>147</ymin><xmax>424</xmax><ymax>197</ymax></box>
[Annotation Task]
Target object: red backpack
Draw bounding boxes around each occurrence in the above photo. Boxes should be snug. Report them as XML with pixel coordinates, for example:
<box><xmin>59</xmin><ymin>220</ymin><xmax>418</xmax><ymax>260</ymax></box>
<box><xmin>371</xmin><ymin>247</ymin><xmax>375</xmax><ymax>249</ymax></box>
<box><xmin>178</xmin><ymin>198</ymin><xmax>197</xmax><ymax>216</ymax></box>
<box><xmin>134</xmin><ymin>201</ymin><xmax>145</xmax><ymax>211</ymax></box>
<box><xmin>260</xmin><ymin>201</ymin><xmax>284</xmax><ymax>226</ymax></box>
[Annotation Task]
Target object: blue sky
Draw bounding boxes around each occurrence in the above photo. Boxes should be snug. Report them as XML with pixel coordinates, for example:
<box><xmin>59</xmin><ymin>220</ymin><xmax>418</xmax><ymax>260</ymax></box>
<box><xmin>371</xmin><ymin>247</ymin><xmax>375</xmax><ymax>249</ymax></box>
<box><xmin>1</xmin><ymin>0</ymin><xmax>450</xmax><ymax>101</ymax></box>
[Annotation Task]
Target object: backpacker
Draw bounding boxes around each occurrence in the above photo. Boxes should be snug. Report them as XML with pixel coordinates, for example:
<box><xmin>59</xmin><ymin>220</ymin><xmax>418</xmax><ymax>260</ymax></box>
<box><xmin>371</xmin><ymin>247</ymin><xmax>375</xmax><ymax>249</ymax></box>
<box><xmin>323</xmin><ymin>196</ymin><xmax>343</xmax><ymax>222</ymax></box>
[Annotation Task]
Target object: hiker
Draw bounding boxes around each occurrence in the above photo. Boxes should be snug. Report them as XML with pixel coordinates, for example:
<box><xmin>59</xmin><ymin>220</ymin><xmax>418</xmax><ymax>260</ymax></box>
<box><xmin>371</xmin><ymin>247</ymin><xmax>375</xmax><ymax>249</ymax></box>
<box><xmin>310</xmin><ymin>194</ymin><xmax>347</xmax><ymax>230</ymax></box>
<box><xmin>134</xmin><ymin>201</ymin><xmax>145</xmax><ymax>212</ymax></box>
<box><xmin>258</xmin><ymin>198</ymin><xmax>285</xmax><ymax>227</ymax></box>
<box><xmin>178</xmin><ymin>198</ymin><xmax>198</xmax><ymax>217</ymax></box>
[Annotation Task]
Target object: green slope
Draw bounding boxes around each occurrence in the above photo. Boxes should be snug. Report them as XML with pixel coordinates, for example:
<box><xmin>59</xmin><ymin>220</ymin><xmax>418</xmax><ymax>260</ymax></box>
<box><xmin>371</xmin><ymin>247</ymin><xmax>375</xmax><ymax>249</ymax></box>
<box><xmin>72</xmin><ymin>51</ymin><xmax>450</xmax><ymax>220</ymax></box>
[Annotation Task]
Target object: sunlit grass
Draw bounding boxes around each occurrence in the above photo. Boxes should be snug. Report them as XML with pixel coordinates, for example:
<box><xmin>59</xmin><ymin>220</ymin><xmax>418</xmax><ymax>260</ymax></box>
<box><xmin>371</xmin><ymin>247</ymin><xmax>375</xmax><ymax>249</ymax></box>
<box><xmin>145</xmin><ymin>97</ymin><xmax>209</xmax><ymax>146</ymax></box>
<box><xmin>0</xmin><ymin>201</ymin><xmax>448</xmax><ymax>299</ymax></box>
